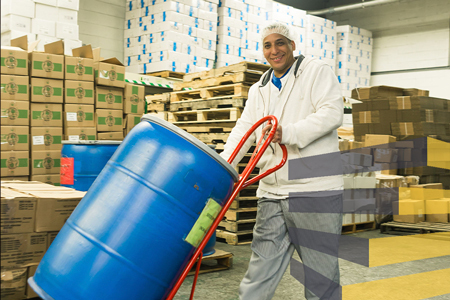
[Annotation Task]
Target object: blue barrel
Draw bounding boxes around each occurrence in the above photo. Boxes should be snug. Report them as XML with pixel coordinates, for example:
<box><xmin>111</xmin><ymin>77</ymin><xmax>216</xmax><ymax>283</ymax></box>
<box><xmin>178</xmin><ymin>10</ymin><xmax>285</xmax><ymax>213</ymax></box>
<box><xmin>29</xmin><ymin>116</ymin><xmax>238</xmax><ymax>300</ymax></box>
<box><xmin>61</xmin><ymin>141</ymin><xmax>121</xmax><ymax>191</ymax></box>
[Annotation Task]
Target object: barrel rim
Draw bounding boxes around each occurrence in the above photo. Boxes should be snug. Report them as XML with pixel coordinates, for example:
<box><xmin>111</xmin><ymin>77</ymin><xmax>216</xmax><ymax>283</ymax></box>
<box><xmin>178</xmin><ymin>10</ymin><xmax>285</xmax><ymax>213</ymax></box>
<box><xmin>62</xmin><ymin>140</ymin><xmax>122</xmax><ymax>145</ymax></box>
<box><xmin>141</xmin><ymin>115</ymin><xmax>239</xmax><ymax>182</ymax></box>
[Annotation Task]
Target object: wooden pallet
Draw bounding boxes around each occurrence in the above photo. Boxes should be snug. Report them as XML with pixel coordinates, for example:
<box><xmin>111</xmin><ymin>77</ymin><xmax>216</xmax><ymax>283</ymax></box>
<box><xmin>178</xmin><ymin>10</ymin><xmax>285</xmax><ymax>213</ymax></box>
<box><xmin>170</xmin><ymin>97</ymin><xmax>246</xmax><ymax>112</ymax></box>
<box><xmin>236</xmin><ymin>185</ymin><xmax>258</xmax><ymax>198</ymax></box>
<box><xmin>147</xmin><ymin>70</ymin><xmax>185</xmax><ymax>80</ymax></box>
<box><xmin>342</xmin><ymin>221</ymin><xmax>376</xmax><ymax>234</ymax></box>
<box><xmin>174</xmin><ymin>72</ymin><xmax>262</xmax><ymax>91</ymax></box>
<box><xmin>168</xmin><ymin>107</ymin><xmax>242</xmax><ymax>123</ymax></box>
<box><xmin>145</xmin><ymin>93</ymin><xmax>171</xmax><ymax>103</ymax></box>
<box><xmin>225</xmin><ymin>207</ymin><xmax>258</xmax><ymax>221</ymax></box>
<box><xmin>191</xmin><ymin>132</ymin><xmax>230</xmax><ymax>144</ymax></box>
<box><xmin>218</xmin><ymin>219</ymin><xmax>256</xmax><ymax>233</ymax></box>
<box><xmin>188</xmin><ymin>249</ymin><xmax>233</xmax><ymax>276</ymax></box>
<box><xmin>178</xmin><ymin>124</ymin><xmax>235</xmax><ymax>133</ymax></box>
<box><xmin>170</xmin><ymin>83</ymin><xmax>249</xmax><ymax>102</ymax></box>
<box><xmin>183</xmin><ymin>62</ymin><xmax>270</xmax><ymax>82</ymax></box>
<box><xmin>230</xmin><ymin>197</ymin><xmax>258</xmax><ymax>209</ymax></box>
<box><xmin>380</xmin><ymin>221</ymin><xmax>450</xmax><ymax>234</ymax></box>
<box><xmin>146</xmin><ymin>103</ymin><xmax>166</xmax><ymax>112</ymax></box>
<box><xmin>216</xmin><ymin>229</ymin><xmax>253</xmax><ymax>245</ymax></box>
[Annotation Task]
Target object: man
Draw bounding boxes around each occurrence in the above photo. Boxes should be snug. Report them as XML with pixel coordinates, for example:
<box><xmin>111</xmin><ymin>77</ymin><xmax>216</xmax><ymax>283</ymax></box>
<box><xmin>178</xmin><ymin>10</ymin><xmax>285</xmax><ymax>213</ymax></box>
<box><xmin>219</xmin><ymin>23</ymin><xmax>344</xmax><ymax>300</ymax></box>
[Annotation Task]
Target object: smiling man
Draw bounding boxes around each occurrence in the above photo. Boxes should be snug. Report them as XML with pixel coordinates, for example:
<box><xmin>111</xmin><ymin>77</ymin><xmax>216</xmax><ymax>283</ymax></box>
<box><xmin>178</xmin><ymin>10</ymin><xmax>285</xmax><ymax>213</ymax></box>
<box><xmin>220</xmin><ymin>23</ymin><xmax>344</xmax><ymax>299</ymax></box>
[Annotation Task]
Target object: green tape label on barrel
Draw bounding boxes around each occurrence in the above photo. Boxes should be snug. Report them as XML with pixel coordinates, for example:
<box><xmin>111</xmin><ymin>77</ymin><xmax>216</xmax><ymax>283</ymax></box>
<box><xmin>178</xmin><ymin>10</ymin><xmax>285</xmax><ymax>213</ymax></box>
<box><xmin>185</xmin><ymin>198</ymin><xmax>222</xmax><ymax>248</ymax></box>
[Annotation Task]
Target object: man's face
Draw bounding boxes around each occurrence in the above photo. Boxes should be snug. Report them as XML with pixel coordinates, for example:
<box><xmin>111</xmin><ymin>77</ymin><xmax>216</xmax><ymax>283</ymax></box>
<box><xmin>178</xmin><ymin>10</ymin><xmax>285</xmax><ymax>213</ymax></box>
<box><xmin>263</xmin><ymin>33</ymin><xmax>296</xmax><ymax>76</ymax></box>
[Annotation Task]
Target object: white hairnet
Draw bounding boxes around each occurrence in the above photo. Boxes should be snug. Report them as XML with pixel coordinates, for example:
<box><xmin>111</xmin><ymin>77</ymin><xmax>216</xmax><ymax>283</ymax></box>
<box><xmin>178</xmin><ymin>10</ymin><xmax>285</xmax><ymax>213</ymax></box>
<box><xmin>261</xmin><ymin>22</ymin><xmax>295</xmax><ymax>42</ymax></box>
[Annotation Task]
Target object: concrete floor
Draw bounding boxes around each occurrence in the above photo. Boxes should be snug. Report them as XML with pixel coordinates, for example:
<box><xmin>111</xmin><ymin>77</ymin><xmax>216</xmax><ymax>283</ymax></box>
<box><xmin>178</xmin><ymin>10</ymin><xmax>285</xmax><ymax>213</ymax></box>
<box><xmin>173</xmin><ymin>230</ymin><xmax>450</xmax><ymax>300</ymax></box>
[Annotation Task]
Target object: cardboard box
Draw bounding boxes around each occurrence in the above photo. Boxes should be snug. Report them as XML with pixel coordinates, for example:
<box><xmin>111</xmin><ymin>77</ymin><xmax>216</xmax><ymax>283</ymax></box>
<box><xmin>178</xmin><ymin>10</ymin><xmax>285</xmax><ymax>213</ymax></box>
<box><xmin>1</xmin><ymin>151</ymin><xmax>29</xmax><ymax>177</ymax></box>
<box><xmin>30</xmin><ymin>40</ymin><xmax>65</xmax><ymax>79</ymax></box>
<box><xmin>64</xmin><ymin>104</ymin><xmax>95</xmax><ymax>127</ymax></box>
<box><xmin>123</xmin><ymin>114</ymin><xmax>142</xmax><ymax>135</ymax></box>
<box><xmin>0</xmin><ymin>232</ymin><xmax>47</xmax><ymax>268</ymax></box>
<box><xmin>31</xmin><ymin>150</ymin><xmax>61</xmax><ymax>175</ymax></box>
<box><xmin>403</xmin><ymin>88</ymin><xmax>429</xmax><ymax>97</ymax></box>
<box><xmin>96</xmin><ymin>86</ymin><xmax>123</xmax><ymax>110</ymax></box>
<box><xmin>425</xmin><ymin>199</ymin><xmax>449</xmax><ymax>223</ymax></box>
<box><xmin>64</xmin><ymin>127</ymin><xmax>96</xmax><ymax>141</ymax></box>
<box><xmin>94</xmin><ymin>47</ymin><xmax>125</xmax><ymax>88</ymax></box>
<box><xmin>1</xmin><ymin>181</ymin><xmax>70</xmax><ymax>191</ymax></box>
<box><xmin>1</xmin><ymin>74</ymin><xmax>29</xmax><ymax>101</ymax></box>
<box><xmin>1</xmin><ymin>268</ymin><xmax>27</xmax><ymax>300</ymax></box>
<box><xmin>1</xmin><ymin>126</ymin><xmax>28</xmax><ymax>151</ymax></box>
<box><xmin>1</xmin><ymin>0</ymin><xmax>36</xmax><ymax>18</ymax></box>
<box><xmin>0</xmin><ymin>176</ymin><xmax>29</xmax><ymax>181</ymax></box>
<box><xmin>393</xmin><ymin>200</ymin><xmax>425</xmax><ymax>223</ymax></box>
<box><xmin>65</xmin><ymin>45</ymin><xmax>94</xmax><ymax>81</ymax></box>
<box><xmin>374</xmin><ymin>148</ymin><xmax>398</xmax><ymax>163</ymax></box>
<box><xmin>30</xmin><ymin>77</ymin><xmax>63</xmax><ymax>103</ymax></box>
<box><xmin>30</xmin><ymin>174</ymin><xmax>61</xmax><ymax>186</ymax></box>
<box><xmin>391</xmin><ymin>96</ymin><xmax>446</xmax><ymax>110</ymax></box>
<box><xmin>47</xmin><ymin>231</ymin><xmax>59</xmax><ymax>249</ymax></box>
<box><xmin>1</xmin><ymin>188</ymin><xmax>36</xmax><ymax>234</ymax></box>
<box><xmin>30</xmin><ymin>127</ymin><xmax>63</xmax><ymax>151</ymax></box>
<box><xmin>30</xmin><ymin>190</ymin><xmax>85</xmax><ymax>232</ymax></box>
<box><xmin>65</xmin><ymin>80</ymin><xmax>94</xmax><ymax>104</ymax></box>
<box><xmin>124</xmin><ymin>84</ymin><xmax>145</xmax><ymax>114</ymax></box>
<box><xmin>364</xmin><ymin>134</ymin><xmax>396</xmax><ymax>148</ymax></box>
<box><xmin>30</xmin><ymin>103</ymin><xmax>62</xmax><ymax>127</ymax></box>
<box><xmin>0</xmin><ymin>36</ymin><xmax>30</xmax><ymax>75</ymax></box>
<box><xmin>96</xmin><ymin>109</ymin><xmax>123</xmax><ymax>132</ymax></box>
<box><xmin>1</xmin><ymin>100</ymin><xmax>29</xmax><ymax>126</ymax></box>
<box><xmin>354</xmin><ymin>110</ymin><xmax>397</xmax><ymax>124</ymax></box>
<box><xmin>26</xmin><ymin>265</ymin><xmax>38</xmax><ymax>299</ymax></box>
<box><xmin>97</xmin><ymin>131</ymin><xmax>123</xmax><ymax>140</ymax></box>
<box><xmin>391</xmin><ymin>122</ymin><xmax>441</xmax><ymax>136</ymax></box>
<box><xmin>351</xmin><ymin>85</ymin><xmax>403</xmax><ymax>100</ymax></box>
<box><xmin>376</xmin><ymin>174</ymin><xmax>405</xmax><ymax>188</ymax></box>
<box><xmin>410</xmin><ymin>183</ymin><xmax>444</xmax><ymax>200</ymax></box>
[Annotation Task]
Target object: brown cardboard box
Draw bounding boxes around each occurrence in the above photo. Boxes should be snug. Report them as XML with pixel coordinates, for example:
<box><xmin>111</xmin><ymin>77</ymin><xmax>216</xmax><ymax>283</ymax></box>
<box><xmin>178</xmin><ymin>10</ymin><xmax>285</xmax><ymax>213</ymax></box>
<box><xmin>339</xmin><ymin>139</ymin><xmax>349</xmax><ymax>151</ymax></box>
<box><xmin>65</xmin><ymin>127</ymin><xmax>97</xmax><ymax>141</ymax></box>
<box><xmin>393</xmin><ymin>199</ymin><xmax>425</xmax><ymax>223</ymax></box>
<box><xmin>1</xmin><ymin>36</ymin><xmax>30</xmax><ymax>76</ymax></box>
<box><xmin>30</xmin><ymin>190</ymin><xmax>85</xmax><ymax>232</ymax></box>
<box><xmin>94</xmin><ymin>59</ymin><xmax>125</xmax><ymax>88</ymax></box>
<box><xmin>30</xmin><ymin>127</ymin><xmax>63</xmax><ymax>151</ymax></box>
<box><xmin>0</xmin><ymin>176</ymin><xmax>29</xmax><ymax>181</ymax></box>
<box><xmin>30</xmin><ymin>40</ymin><xmax>65</xmax><ymax>79</ymax></box>
<box><xmin>369</xmin><ymin>122</ymin><xmax>392</xmax><ymax>135</ymax></box>
<box><xmin>1</xmin><ymin>126</ymin><xmax>28</xmax><ymax>151</ymax></box>
<box><xmin>1</xmin><ymin>100</ymin><xmax>29</xmax><ymax>126</ymax></box>
<box><xmin>1</xmin><ymin>75</ymin><xmax>29</xmax><ymax>101</ymax></box>
<box><xmin>1</xmin><ymin>268</ymin><xmax>28</xmax><ymax>300</ymax></box>
<box><xmin>351</xmin><ymin>85</ymin><xmax>404</xmax><ymax>100</ymax></box>
<box><xmin>364</xmin><ymin>134</ymin><xmax>396</xmax><ymax>148</ymax></box>
<box><xmin>30</xmin><ymin>174</ymin><xmax>61</xmax><ymax>186</ymax></box>
<box><xmin>354</xmin><ymin>110</ymin><xmax>397</xmax><ymax>124</ymax></box>
<box><xmin>65</xmin><ymin>45</ymin><xmax>95</xmax><ymax>81</ymax></box>
<box><xmin>47</xmin><ymin>232</ymin><xmax>59</xmax><ymax>249</ymax></box>
<box><xmin>376</xmin><ymin>174</ymin><xmax>405</xmax><ymax>188</ymax></box>
<box><xmin>1</xmin><ymin>233</ymin><xmax>47</xmax><ymax>268</ymax></box>
<box><xmin>124</xmin><ymin>84</ymin><xmax>145</xmax><ymax>114</ymax></box>
<box><xmin>96</xmin><ymin>86</ymin><xmax>124</xmax><ymax>109</ymax></box>
<box><xmin>1</xmin><ymin>188</ymin><xmax>36</xmax><ymax>234</ymax></box>
<box><xmin>65</xmin><ymin>80</ymin><xmax>95</xmax><ymax>104</ymax></box>
<box><xmin>30</xmin><ymin>77</ymin><xmax>63</xmax><ymax>103</ymax></box>
<box><xmin>374</xmin><ymin>148</ymin><xmax>398</xmax><ymax>163</ymax></box>
<box><xmin>410</xmin><ymin>183</ymin><xmax>445</xmax><ymax>200</ymax></box>
<box><xmin>425</xmin><ymin>199</ymin><xmax>449</xmax><ymax>223</ymax></box>
<box><xmin>353</xmin><ymin>124</ymin><xmax>369</xmax><ymax>138</ymax></box>
<box><xmin>1</xmin><ymin>181</ymin><xmax>70</xmax><ymax>191</ymax></box>
<box><xmin>26</xmin><ymin>265</ymin><xmax>39</xmax><ymax>299</ymax></box>
<box><xmin>31</xmin><ymin>150</ymin><xmax>61</xmax><ymax>175</ymax></box>
<box><xmin>391</xmin><ymin>122</ymin><xmax>441</xmax><ymax>136</ymax></box>
<box><xmin>64</xmin><ymin>104</ymin><xmax>95</xmax><ymax>127</ymax></box>
<box><xmin>96</xmin><ymin>109</ymin><xmax>123</xmax><ymax>132</ymax></box>
<box><xmin>97</xmin><ymin>132</ymin><xmax>123</xmax><ymax>140</ymax></box>
<box><xmin>30</xmin><ymin>103</ymin><xmax>62</xmax><ymax>127</ymax></box>
<box><xmin>1</xmin><ymin>151</ymin><xmax>29</xmax><ymax>177</ymax></box>
<box><xmin>124</xmin><ymin>114</ymin><xmax>142</xmax><ymax>135</ymax></box>
<box><xmin>403</xmin><ymin>88</ymin><xmax>429</xmax><ymax>97</ymax></box>
<box><xmin>391</xmin><ymin>96</ymin><xmax>446</xmax><ymax>110</ymax></box>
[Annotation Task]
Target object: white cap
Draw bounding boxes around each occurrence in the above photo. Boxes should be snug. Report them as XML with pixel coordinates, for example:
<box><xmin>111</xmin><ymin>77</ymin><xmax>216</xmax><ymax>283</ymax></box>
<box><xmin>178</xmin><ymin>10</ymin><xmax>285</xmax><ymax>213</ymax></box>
<box><xmin>261</xmin><ymin>22</ymin><xmax>295</xmax><ymax>42</ymax></box>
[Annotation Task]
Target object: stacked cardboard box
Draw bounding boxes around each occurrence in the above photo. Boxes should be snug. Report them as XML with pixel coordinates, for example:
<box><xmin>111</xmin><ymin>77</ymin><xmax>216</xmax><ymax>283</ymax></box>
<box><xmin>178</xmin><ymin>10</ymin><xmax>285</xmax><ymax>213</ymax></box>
<box><xmin>123</xmin><ymin>83</ymin><xmax>145</xmax><ymax>136</ymax></box>
<box><xmin>336</xmin><ymin>25</ymin><xmax>373</xmax><ymax>98</ymax></box>
<box><xmin>125</xmin><ymin>0</ymin><xmax>219</xmax><ymax>74</ymax></box>
<box><xmin>216</xmin><ymin>0</ymin><xmax>267</xmax><ymax>67</ymax></box>
<box><xmin>29</xmin><ymin>40</ymin><xmax>64</xmax><ymax>185</ymax></box>
<box><xmin>1</xmin><ymin>37</ymin><xmax>30</xmax><ymax>181</ymax></box>
<box><xmin>305</xmin><ymin>14</ymin><xmax>337</xmax><ymax>71</ymax></box>
<box><xmin>1</xmin><ymin>181</ymin><xmax>85</xmax><ymax>299</ymax></box>
<box><xmin>1</xmin><ymin>0</ymin><xmax>82</xmax><ymax>55</ymax></box>
<box><xmin>264</xmin><ymin>0</ymin><xmax>307</xmax><ymax>58</ymax></box>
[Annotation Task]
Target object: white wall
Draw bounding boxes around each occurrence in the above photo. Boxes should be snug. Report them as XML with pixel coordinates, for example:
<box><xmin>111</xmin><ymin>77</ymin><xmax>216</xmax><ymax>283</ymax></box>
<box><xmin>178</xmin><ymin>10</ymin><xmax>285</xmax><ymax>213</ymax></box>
<box><xmin>78</xmin><ymin>0</ymin><xmax>125</xmax><ymax>62</ymax></box>
<box><xmin>326</xmin><ymin>0</ymin><xmax>450</xmax><ymax>99</ymax></box>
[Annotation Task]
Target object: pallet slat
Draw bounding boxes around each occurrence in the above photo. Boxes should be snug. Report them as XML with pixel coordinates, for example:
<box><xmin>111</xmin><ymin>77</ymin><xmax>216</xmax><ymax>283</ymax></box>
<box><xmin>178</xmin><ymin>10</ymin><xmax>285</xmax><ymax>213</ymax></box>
<box><xmin>218</xmin><ymin>219</ymin><xmax>256</xmax><ymax>233</ymax></box>
<box><xmin>188</xmin><ymin>249</ymin><xmax>233</xmax><ymax>275</ymax></box>
<box><xmin>216</xmin><ymin>229</ymin><xmax>253</xmax><ymax>245</ymax></box>
<box><xmin>174</xmin><ymin>72</ymin><xmax>261</xmax><ymax>91</ymax></box>
<box><xmin>168</xmin><ymin>107</ymin><xmax>242</xmax><ymax>123</ymax></box>
<box><xmin>170</xmin><ymin>83</ymin><xmax>249</xmax><ymax>102</ymax></box>
<box><xmin>183</xmin><ymin>62</ymin><xmax>270</xmax><ymax>82</ymax></box>
<box><xmin>147</xmin><ymin>70</ymin><xmax>185</xmax><ymax>79</ymax></box>
<box><xmin>170</xmin><ymin>97</ymin><xmax>246</xmax><ymax>112</ymax></box>
<box><xmin>225</xmin><ymin>207</ymin><xmax>258</xmax><ymax>221</ymax></box>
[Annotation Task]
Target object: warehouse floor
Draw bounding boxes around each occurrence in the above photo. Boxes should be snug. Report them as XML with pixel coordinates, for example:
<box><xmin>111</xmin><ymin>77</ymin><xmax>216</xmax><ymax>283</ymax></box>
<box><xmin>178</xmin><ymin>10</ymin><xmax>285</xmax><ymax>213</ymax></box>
<box><xmin>174</xmin><ymin>230</ymin><xmax>450</xmax><ymax>300</ymax></box>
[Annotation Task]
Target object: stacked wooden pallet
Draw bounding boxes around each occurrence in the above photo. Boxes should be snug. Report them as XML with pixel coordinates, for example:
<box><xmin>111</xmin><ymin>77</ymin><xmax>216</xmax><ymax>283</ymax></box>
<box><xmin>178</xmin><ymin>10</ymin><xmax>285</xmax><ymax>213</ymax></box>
<box><xmin>169</xmin><ymin>62</ymin><xmax>270</xmax><ymax>245</ymax></box>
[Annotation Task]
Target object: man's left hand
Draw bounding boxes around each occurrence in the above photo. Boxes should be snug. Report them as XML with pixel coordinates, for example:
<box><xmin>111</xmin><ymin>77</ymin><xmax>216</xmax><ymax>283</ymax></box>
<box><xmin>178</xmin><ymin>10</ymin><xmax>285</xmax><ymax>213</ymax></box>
<box><xmin>262</xmin><ymin>123</ymin><xmax>282</xmax><ymax>143</ymax></box>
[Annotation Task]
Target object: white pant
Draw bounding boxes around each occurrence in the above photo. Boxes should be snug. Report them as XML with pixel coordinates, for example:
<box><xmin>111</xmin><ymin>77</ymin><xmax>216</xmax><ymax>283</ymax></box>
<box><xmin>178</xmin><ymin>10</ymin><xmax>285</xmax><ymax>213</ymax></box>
<box><xmin>239</xmin><ymin>195</ymin><xmax>343</xmax><ymax>300</ymax></box>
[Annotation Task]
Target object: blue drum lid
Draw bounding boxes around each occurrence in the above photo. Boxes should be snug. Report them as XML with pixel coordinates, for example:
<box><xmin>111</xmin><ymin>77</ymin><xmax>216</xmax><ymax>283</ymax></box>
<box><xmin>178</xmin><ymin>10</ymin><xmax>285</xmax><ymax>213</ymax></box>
<box><xmin>141</xmin><ymin>115</ymin><xmax>239</xmax><ymax>182</ymax></box>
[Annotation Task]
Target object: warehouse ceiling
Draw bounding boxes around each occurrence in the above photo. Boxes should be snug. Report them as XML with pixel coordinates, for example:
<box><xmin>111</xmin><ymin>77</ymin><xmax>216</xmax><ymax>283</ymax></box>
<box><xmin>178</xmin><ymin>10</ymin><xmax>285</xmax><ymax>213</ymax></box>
<box><xmin>274</xmin><ymin>0</ymin><xmax>366</xmax><ymax>12</ymax></box>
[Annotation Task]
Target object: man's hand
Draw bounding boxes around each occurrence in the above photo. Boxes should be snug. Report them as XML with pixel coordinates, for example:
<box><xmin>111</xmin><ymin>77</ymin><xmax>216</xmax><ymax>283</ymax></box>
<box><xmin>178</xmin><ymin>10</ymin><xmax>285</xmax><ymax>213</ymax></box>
<box><xmin>262</xmin><ymin>122</ymin><xmax>282</xmax><ymax>143</ymax></box>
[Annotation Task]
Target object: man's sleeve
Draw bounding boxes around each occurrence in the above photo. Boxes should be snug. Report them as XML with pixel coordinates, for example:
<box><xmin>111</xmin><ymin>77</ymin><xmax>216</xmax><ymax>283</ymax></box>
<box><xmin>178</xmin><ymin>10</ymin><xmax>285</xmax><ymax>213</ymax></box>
<box><xmin>281</xmin><ymin>65</ymin><xmax>343</xmax><ymax>148</ymax></box>
<box><xmin>219</xmin><ymin>87</ymin><xmax>257</xmax><ymax>168</ymax></box>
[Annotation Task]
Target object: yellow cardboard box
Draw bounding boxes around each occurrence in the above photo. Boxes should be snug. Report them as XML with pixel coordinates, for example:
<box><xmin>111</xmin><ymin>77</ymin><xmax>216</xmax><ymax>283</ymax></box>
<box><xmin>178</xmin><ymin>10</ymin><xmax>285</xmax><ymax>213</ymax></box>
<box><xmin>393</xmin><ymin>199</ymin><xmax>425</xmax><ymax>223</ymax></box>
<box><xmin>425</xmin><ymin>199</ymin><xmax>449</xmax><ymax>223</ymax></box>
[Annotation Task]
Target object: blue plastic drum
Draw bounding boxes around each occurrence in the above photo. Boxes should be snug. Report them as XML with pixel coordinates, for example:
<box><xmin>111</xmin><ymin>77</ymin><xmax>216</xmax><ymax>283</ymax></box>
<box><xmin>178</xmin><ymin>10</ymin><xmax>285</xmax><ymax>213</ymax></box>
<box><xmin>61</xmin><ymin>140</ymin><xmax>121</xmax><ymax>191</ymax></box>
<box><xmin>29</xmin><ymin>115</ymin><xmax>239</xmax><ymax>300</ymax></box>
